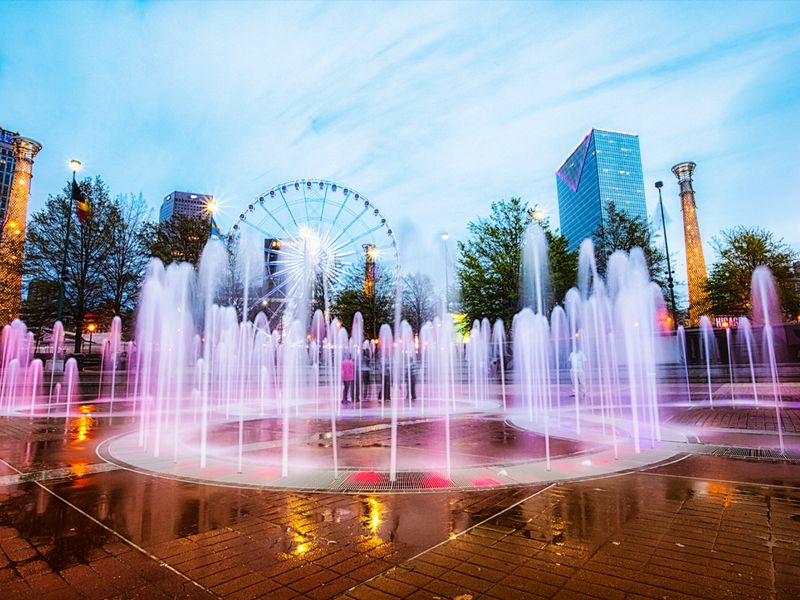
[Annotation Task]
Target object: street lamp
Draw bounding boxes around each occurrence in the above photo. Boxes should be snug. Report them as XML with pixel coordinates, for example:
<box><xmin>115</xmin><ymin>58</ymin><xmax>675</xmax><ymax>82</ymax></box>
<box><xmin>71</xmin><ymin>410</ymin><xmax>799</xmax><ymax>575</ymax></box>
<box><xmin>206</xmin><ymin>198</ymin><xmax>219</xmax><ymax>237</ymax></box>
<box><xmin>87</xmin><ymin>322</ymin><xmax>96</xmax><ymax>354</ymax></box>
<box><xmin>56</xmin><ymin>160</ymin><xmax>82</xmax><ymax>324</ymax></box>
<box><xmin>441</xmin><ymin>233</ymin><xmax>450</xmax><ymax>314</ymax></box>
<box><xmin>655</xmin><ymin>181</ymin><xmax>677</xmax><ymax>329</ymax></box>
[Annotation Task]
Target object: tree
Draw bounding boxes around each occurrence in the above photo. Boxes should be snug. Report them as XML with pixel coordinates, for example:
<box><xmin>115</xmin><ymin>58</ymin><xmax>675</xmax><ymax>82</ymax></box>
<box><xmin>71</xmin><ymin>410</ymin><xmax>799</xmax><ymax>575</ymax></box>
<box><xmin>24</xmin><ymin>177</ymin><xmax>116</xmax><ymax>351</ymax></box>
<box><xmin>457</xmin><ymin>198</ymin><xmax>529</xmax><ymax>328</ymax></box>
<box><xmin>705</xmin><ymin>226</ymin><xmax>799</xmax><ymax>318</ymax></box>
<box><xmin>593</xmin><ymin>201</ymin><xmax>667</xmax><ymax>287</ymax></box>
<box><xmin>402</xmin><ymin>272</ymin><xmax>436</xmax><ymax>333</ymax></box>
<box><xmin>142</xmin><ymin>215</ymin><xmax>210</xmax><ymax>267</ymax></box>
<box><xmin>540</xmin><ymin>221</ymin><xmax>578</xmax><ymax>308</ymax></box>
<box><xmin>457</xmin><ymin>197</ymin><xmax>578</xmax><ymax>328</ymax></box>
<box><xmin>331</xmin><ymin>259</ymin><xmax>395</xmax><ymax>339</ymax></box>
<box><xmin>103</xmin><ymin>193</ymin><xmax>151</xmax><ymax>319</ymax></box>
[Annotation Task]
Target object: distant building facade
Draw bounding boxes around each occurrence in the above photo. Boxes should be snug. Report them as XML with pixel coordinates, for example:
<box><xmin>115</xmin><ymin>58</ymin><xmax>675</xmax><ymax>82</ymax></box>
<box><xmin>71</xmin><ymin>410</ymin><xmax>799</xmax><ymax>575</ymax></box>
<box><xmin>0</xmin><ymin>126</ymin><xmax>42</xmax><ymax>326</ymax></box>
<box><xmin>556</xmin><ymin>128</ymin><xmax>647</xmax><ymax>251</ymax></box>
<box><xmin>159</xmin><ymin>191</ymin><xmax>214</xmax><ymax>223</ymax></box>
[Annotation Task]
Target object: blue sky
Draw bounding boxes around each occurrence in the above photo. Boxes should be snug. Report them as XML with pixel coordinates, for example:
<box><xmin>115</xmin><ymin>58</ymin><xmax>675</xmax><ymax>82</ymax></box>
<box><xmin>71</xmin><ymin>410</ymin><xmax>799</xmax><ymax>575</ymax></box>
<box><xmin>2</xmin><ymin>0</ymin><xmax>799</xmax><ymax>294</ymax></box>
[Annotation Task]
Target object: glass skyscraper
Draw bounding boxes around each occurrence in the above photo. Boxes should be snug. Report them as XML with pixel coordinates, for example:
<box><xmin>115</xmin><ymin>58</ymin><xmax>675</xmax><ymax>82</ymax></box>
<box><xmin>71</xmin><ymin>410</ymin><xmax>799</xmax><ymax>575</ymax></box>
<box><xmin>556</xmin><ymin>128</ymin><xmax>647</xmax><ymax>251</ymax></box>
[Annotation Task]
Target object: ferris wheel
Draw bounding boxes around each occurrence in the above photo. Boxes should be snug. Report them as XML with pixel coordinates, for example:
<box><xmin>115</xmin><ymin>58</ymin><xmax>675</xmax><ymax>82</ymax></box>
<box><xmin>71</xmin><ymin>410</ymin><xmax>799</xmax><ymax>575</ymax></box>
<box><xmin>229</xmin><ymin>179</ymin><xmax>399</xmax><ymax>318</ymax></box>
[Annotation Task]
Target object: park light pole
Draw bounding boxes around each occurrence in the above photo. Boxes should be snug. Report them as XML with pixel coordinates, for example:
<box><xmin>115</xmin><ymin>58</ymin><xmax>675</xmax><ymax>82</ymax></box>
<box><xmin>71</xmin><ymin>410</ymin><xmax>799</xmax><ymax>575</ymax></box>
<box><xmin>441</xmin><ymin>233</ymin><xmax>450</xmax><ymax>314</ymax></box>
<box><xmin>655</xmin><ymin>181</ymin><xmax>677</xmax><ymax>329</ymax></box>
<box><xmin>87</xmin><ymin>322</ymin><xmax>96</xmax><ymax>354</ymax></box>
<box><xmin>206</xmin><ymin>198</ymin><xmax>219</xmax><ymax>236</ymax></box>
<box><xmin>56</xmin><ymin>159</ymin><xmax>82</xmax><ymax>324</ymax></box>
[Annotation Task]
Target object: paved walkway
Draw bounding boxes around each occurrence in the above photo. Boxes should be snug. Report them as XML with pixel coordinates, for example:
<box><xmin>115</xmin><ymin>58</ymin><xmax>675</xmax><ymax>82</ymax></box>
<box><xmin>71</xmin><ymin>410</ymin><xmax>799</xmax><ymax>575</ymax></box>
<box><xmin>1</xmin><ymin>410</ymin><xmax>799</xmax><ymax>599</ymax></box>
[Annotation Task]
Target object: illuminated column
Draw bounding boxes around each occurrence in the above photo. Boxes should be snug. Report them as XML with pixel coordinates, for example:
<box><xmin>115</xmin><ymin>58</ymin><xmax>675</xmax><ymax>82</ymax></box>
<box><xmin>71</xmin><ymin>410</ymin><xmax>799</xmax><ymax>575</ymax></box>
<box><xmin>672</xmin><ymin>162</ymin><xmax>709</xmax><ymax>325</ymax></box>
<box><xmin>363</xmin><ymin>244</ymin><xmax>377</xmax><ymax>295</ymax></box>
<box><xmin>0</xmin><ymin>137</ymin><xmax>42</xmax><ymax>326</ymax></box>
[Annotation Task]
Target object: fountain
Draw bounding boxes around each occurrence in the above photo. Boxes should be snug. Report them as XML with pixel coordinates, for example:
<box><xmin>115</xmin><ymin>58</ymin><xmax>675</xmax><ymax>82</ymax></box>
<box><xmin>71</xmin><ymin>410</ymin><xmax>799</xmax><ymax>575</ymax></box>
<box><xmin>0</xmin><ymin>207</ymin><xmax>796</xmax><ymax>491</ymax></box>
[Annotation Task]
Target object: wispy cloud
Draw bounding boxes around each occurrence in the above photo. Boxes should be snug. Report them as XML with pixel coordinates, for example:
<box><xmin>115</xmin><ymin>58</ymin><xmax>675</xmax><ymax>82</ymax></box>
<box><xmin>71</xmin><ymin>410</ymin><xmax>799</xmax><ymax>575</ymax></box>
<box><xmin>1</xmin><ymin>0</ymin><xmax>799</xmax><ymax>293</ymax></box>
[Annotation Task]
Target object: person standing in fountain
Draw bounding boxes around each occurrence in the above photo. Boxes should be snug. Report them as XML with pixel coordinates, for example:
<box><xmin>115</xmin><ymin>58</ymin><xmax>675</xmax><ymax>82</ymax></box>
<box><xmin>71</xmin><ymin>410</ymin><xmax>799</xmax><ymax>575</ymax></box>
<box><xmin>342</xmin><ymin>354</ymin><xmax>355</xmax><ymax>405</ymax></box>
<box><xmin>569</xmin><ymin>348</ymin><xmax>586</xmax><ymax>399</ymax></box>
<box><xmin>409</xmin><ymin>358</ymin><xmax>419</xmax><ymax>402</ymax></box>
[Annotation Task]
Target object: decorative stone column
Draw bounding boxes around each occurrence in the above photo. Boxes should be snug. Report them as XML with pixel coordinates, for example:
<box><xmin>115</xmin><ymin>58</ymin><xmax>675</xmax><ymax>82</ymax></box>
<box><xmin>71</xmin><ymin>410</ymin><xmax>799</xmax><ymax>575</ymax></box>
<box><xmin>672</xmin><ymin>162</ymin><xmax>709</xmax><ymax>325</ymax></box>
<box><xmin>0</xmin><ymin>136</ymin><xmax>42</xmax><ymax>326</ymax></box>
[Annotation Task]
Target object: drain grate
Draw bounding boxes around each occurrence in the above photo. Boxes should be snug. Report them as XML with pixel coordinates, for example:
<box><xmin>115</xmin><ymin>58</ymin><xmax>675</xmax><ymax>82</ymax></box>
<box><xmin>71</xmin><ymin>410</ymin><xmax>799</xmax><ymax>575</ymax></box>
<box><xmin>335</xmin><ymin>471</ymin><xmax>454</xmax><ymax>492</ymax></box>
<box><xmin>707</xmin><ymin>446</ymin><xmax>800</xmax><ymax>461</ymax></box>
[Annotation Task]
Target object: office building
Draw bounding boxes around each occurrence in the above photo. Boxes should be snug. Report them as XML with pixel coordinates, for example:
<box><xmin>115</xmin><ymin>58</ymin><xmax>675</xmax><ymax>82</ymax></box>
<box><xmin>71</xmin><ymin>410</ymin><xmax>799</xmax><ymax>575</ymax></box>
<box><xmin>556</xmin><ymin>129</ymin><xmax>647</xmax><ymax>251</ymax></box>
<box><xmin>159</xmin><ymin>191</ymin><xmax>214</xmax><ymax>223</ymax></box>
<box><xmin>0</xmin><ymin>126</ymin><xmax>42</xmax><ymax>326</ymax></box>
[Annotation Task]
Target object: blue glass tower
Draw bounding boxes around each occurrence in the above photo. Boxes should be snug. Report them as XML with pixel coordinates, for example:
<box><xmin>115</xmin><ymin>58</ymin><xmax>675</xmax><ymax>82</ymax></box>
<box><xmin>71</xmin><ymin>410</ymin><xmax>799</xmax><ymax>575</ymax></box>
<box><xmin>556</xmin><ymin>129</ymin><xmax>647</xmax><ymax>251</ymax></box>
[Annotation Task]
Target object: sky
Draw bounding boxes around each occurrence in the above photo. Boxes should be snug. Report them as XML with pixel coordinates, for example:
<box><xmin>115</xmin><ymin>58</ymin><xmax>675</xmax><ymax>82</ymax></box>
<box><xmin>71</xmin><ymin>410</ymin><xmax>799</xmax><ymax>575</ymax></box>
<box><xmin>2</xmin><ymin>0</ymin><xmax>799</xmax><ymax>298</ymax></box>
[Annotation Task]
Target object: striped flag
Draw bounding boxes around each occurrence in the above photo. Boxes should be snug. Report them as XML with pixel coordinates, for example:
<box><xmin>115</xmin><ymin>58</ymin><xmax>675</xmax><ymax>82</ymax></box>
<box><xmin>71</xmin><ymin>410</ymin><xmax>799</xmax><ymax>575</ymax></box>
<box><xmin>210</xmin><ymin>216</ymin><xmax>221</xmax><ymax>237</ymax></box>
<box><xmin>72</xmin><ymin>180</ymin><xmax>91</xmax><ymax>223</ymax></box>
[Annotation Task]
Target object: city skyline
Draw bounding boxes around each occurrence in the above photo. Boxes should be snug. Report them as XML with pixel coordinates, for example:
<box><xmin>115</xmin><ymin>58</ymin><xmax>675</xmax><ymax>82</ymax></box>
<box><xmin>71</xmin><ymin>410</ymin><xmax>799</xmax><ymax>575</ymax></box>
<box><xmin>1</xmin><ymin>2</ymin><xmax>799</xmax><ymax>293</ymax></box>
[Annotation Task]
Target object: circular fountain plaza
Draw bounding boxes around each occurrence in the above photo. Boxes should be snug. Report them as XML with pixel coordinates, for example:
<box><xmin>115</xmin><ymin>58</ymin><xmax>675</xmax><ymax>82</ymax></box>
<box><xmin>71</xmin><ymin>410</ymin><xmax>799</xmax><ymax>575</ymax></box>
<box><xmin>1</xmin><ymin>183</ymin><xmax>796</xmax><ymax>494</ymax></box>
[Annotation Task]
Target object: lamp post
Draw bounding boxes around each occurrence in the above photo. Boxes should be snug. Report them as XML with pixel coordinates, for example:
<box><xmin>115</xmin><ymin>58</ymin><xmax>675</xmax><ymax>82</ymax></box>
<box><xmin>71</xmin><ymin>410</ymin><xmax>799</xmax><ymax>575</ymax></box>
<box><xmin>441</xmin><ymin>233</ymin><xmax>450</xmax><ymax>314</ymax></box>
<box><xmin>56</xmin><ymin>160</ymin><xmax>81</xmax><ymax>324</ymax></box>
<box><xmin>206</xmin><ymin>198</ymin><xmax>219</xmax><ymax>236</ymax></box>
<box><xmin>87</xmin><ymin>322</ymin><xmax>96</xmax><ymax>354</ymax></box>
<box><xmin>655</xmin><ymin>181</ymin><xmax>677</xmax><ymax>328</ymax></box>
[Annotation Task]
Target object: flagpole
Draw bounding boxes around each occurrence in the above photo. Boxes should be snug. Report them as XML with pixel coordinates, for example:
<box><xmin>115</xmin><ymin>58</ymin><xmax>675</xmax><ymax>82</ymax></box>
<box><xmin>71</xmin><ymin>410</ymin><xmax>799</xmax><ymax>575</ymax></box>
<box><xmin>655</xmin><ymin>180</ymin><xmax>677</xmax><ymax>329</ymax></box>
<box><xmin>56</xmin><ymin>160</ymin><xmax>81</xmax><ymax>324</ymax></box>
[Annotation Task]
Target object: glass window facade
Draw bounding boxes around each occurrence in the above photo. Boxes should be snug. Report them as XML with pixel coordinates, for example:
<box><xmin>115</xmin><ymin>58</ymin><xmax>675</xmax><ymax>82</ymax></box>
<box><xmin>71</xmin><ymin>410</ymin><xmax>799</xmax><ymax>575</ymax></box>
<box><xmin>556</xmin><ymin>129</ymin><xmax>647</xmax><ymax>251</ymax></box>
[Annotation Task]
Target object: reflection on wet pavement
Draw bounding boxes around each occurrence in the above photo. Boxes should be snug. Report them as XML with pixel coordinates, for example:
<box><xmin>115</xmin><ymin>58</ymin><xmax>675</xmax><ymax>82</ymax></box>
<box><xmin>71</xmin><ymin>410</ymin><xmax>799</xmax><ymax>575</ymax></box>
<box><xmin>347</xmin><ymin>473</ymin><xmax>800</xmax><ymax>599</ymax></box>
<box><xmin>1</xmin><ymin>411</ymin><xmax>800</xmax><ymax>598</ymax></box>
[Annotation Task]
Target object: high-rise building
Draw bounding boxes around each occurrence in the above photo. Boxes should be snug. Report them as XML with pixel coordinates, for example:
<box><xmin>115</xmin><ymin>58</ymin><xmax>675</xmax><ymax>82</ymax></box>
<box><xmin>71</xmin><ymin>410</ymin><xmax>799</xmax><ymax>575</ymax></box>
<box><xmin>159</xmin><ymin>191</ymin><xmax>214</xmax><ymax>223</ymax></box>
<box><xmin>672</xmin><ymin>162</ymin><xmax>709</xmax><ymax>325</ymax></box>
<box><xmin>556</xmin><ymin>128</ymin><xmax>648</xmax><ymax>251</ymax></box>
<box><xmin>0</xmin><ymin>126</ymin><xmax>42</xmax><ymax>326</ymax></box>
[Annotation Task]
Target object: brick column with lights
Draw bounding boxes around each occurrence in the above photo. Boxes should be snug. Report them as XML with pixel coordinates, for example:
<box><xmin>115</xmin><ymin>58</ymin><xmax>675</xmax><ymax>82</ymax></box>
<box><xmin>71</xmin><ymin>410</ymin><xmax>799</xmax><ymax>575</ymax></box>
<box><xmin>0</xmin><ymin>136</ymin><xmax>42</xmax><ymax>326</ymax></box>
<box><xmin>672</xmin><ymin>162</ymin><xmax>709</xmax><ymax>326</ymax></box>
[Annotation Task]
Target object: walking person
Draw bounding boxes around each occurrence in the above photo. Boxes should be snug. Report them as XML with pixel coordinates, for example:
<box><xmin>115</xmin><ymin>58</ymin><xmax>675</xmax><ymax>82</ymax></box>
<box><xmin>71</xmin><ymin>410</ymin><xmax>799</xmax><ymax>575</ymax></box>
<box><xmin>342</xmin><ymin>354</ymin><xmax>355</xmax><ymax>405</ymax></box>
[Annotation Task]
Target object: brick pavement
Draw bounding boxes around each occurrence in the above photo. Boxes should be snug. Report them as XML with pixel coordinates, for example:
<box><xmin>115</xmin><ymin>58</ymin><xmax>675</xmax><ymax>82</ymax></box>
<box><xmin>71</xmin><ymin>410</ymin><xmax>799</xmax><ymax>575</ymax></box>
<box><xmin>341</xmin><ymin>471</ymin><xmax>800</xmax><ymax>600</ymax></box>
<box><xmin>2</xmin><ymin>412</ymin><xmax>800</xmax><ymax>599</ymax></box>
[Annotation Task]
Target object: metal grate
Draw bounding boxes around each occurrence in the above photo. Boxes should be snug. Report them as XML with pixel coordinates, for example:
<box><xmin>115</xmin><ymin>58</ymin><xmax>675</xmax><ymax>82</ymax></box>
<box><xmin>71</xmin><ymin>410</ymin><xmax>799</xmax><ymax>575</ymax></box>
<box><xmin>334</xmin><ymin>471</ymin><xmax>454</xmax><ymax>492</ymax></box>
<box><xmin>707</xmin><ymin>446</ymin><xmax>800</xmax><ymax>461</ymax></box>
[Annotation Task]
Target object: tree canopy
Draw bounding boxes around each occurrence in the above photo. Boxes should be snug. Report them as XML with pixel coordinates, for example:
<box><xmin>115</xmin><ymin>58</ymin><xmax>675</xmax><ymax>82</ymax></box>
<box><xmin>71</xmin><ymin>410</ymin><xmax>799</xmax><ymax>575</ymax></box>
<box><xmin>142</xmin><ymin>214</ymin><xmax>210</xmax><ymax>268</ymax></box>
<box><xmin>330</xmin><ymin>259</ymin><xmax>395</xmax><ymax>339</ymax></box>
<box><xmin>593</xmin><ymin>200</ymin><xmax>668</xmax><ymax>289</ymax></box>
<box><xmin>456</xmin><ymin>197</ymin><xmax>577</xmax><ymax>328</ymax></box>
<box><xmin>401</xmin><ymin>272</ymin><xmax>437</xmax><ymax>333</ymax></box>
<box><xmin>705</xmin><ymin>226</ymin><xmax>799</xmax><ymax>319</ymax></box>
<box><xmin>24</xmin><ymin>177</ymin><xmax>152</xmax><ymax>349</ymax></box>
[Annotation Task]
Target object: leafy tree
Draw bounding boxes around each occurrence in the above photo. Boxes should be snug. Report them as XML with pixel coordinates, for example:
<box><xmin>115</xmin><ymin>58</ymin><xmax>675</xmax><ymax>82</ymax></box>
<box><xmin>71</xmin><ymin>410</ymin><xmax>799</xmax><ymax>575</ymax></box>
<box><xmin>705</xmin><ymin>226</ymin><xmax>799</xmax><ymax>318</ymax></box>
<box><xmin>402</xmin><ymin>272</ymin><xmax>436</xmax><ymax>333</ymax></box>
<box><xmin>457</xmin><ymin>198</ymin><xmax>577</xmax><ymax>328</ymax></box>
<box><xmin>103</xmin><ymin>193</ymin><xmax>151</xmax><ymax>318</ymax></box>
<box><xmin>142</xmin><ymin>215</ymin><xmax>210</xmax><ymax>267</ymax></box>
<box><xmin>593</xmin><ymin>200</ymin><xmax>667</xmax><ymax>287</ymax></box>
<box><xmin>24</xmin><ymin>177</ymin><xmax>116</xmax><ymax>351</ymax></box>
<box><xmin>540</xmin><ymin>220</ymin><xmax>578</xmax><ymax>308</ymax></box>
<box><xmin>457</xmin><ymin>198</ymin><xmax>529</xmax><ymax>327</ymax></box>
<box><xmin>331</xmin><ymin>259</ymin><xmax>394</xmax><ymax>339</ymax></box>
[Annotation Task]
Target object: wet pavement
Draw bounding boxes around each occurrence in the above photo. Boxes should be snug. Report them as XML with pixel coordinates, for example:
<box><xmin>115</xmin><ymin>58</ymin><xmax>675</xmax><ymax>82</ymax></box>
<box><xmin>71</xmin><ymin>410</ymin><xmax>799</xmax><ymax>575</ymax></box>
<box><xmin>1</xmin><ymin>408</ymin><xmax>800</xmax><ymax>599</ymax></box>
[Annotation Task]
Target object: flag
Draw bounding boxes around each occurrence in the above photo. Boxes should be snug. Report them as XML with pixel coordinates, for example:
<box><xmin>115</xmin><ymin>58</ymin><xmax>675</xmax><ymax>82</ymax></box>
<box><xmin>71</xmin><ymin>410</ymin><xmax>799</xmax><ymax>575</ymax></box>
<box><xmin>651</xmin><ymin>197</ymin><xmax>671</xmax><ymax>236</ymax></box>
<box><xmin>210</xmin><ymin>216</ymin><xmax>220</xmax><ymax>238</ymax></box>
<box><xmin>72</xmin><ymin>180</ymin><xmax>91</xmax><ymax>223</ymax></box>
